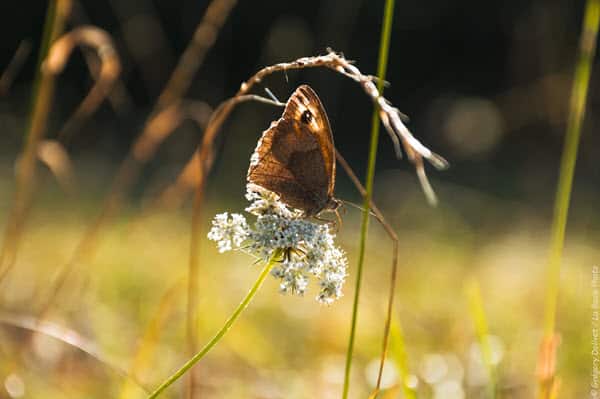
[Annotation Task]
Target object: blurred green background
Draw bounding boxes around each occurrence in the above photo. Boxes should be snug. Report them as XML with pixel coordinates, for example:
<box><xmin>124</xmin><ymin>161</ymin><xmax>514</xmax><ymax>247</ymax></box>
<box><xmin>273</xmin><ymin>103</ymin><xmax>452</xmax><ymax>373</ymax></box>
<box><xmin>0</xmin><ymin>0</ymin><xmax>598</xmax><ymax>398</ymax></box>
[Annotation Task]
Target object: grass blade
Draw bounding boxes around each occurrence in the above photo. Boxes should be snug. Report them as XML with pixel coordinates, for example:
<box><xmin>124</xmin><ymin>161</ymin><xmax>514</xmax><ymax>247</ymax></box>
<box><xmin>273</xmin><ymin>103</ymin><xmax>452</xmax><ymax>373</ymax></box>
<box><xmin>390</xmin><ymin>316</ymin><xmax>417</xmax><ymax>399</ymax></box>
<box><xmin>465</xmin><ymin>278</ymin><xmax>497</xmax><ymax>398</ymax></box>
<box><xmin>342</xmin><ymin>0</ymin><xmax>396</xmax><ymax>397</ymax></box>
<box><xmin>538</xmin><ymin>0</ymin><xmax>599</xmax><ymax>397</ymax></box>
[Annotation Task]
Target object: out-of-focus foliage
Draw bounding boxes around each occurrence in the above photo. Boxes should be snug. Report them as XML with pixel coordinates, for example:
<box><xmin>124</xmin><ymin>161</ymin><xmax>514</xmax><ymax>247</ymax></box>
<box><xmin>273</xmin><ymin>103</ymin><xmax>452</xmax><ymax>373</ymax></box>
<box><xmin>0</xmin><ymin>0</ymin><xmax>598</xmax><ymax>398</ymax></box>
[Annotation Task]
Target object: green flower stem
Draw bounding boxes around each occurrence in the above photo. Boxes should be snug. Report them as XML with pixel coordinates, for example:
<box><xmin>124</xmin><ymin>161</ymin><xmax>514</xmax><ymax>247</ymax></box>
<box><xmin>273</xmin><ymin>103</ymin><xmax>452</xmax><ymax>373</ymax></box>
<box><xmin>146</xmin><ymin>250</ymin><xmax>281</xmax><ymax>399</ymax></box>
<box><xmin>342</xmin><ymin>0</ymin><xmax>395</xmax><ymax>398</ymax></box>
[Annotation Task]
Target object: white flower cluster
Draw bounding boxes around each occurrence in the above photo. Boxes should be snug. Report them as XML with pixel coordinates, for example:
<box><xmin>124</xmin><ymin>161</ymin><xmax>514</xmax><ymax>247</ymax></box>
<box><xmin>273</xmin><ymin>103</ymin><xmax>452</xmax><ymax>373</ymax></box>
<box><xmin>207</xmin><ymin>184</ymin><xmax>348</xmax><ymax>304</ymax></box>
<box><xmin>207</xmin><ymin>212</ymin><xmax>249</xmax><ymax>253</ymax></box>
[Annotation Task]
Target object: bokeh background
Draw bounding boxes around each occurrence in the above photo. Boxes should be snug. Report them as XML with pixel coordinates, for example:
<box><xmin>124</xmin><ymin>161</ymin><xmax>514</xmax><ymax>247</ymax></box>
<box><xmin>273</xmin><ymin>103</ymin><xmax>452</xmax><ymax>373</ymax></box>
<box><xmin>0</xmin><ymin>0</ymin><xmax>598</xmax><ymax>398</ymax></box>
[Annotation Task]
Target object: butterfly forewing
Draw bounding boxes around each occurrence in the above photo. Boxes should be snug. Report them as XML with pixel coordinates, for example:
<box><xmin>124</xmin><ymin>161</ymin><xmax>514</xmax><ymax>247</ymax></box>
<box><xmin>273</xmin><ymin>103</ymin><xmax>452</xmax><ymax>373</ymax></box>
<box><xmin>282</xmin><ymin>85</ymin><xmax>336</xmax><ymax>197</ymax></box>
<box><xmin>247</xmin><ymin>85</ymin><xmax>337</xmax><ymax>216</ymax></box>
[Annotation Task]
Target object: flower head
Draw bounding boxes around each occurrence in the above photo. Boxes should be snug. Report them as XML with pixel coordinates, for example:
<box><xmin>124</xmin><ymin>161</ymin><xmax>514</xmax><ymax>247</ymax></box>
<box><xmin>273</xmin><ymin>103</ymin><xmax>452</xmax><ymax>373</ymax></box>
<box><xmin>207</xmin><ymin>184</ymin><xmax>348</xmax><ymax>304</ymax></box>
<box><xmin>207</xmin><ymin>212</ymin><xmax>249</xmax><ymax>253</ymax></box>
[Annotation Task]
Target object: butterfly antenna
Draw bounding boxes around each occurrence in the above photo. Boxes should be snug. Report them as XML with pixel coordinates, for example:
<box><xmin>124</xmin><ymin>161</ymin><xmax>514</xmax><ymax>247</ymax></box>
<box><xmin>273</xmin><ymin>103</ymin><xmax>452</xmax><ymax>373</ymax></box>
<box><xmin>340</xmin><ymin>199</ymin><xmax>378</xmax><ymax>218</ymax></box>
<box><xmin>264</xmin><ymin>87</ymin><xmax>282</xmax><ymax>103</ymax></box>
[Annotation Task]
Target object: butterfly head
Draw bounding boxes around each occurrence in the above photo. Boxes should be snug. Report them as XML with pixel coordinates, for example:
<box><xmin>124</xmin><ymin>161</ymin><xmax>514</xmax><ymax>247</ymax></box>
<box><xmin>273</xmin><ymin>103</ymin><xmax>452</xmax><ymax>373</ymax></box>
<box><xmin>326</xmin><ymin>197</ymin><xmax>342</xmax><ymax>212</ymax></box>
<box><xmin>303</xmin><ymin>195</ymin><xmax>341</xmax><ymax>218</ymax></box>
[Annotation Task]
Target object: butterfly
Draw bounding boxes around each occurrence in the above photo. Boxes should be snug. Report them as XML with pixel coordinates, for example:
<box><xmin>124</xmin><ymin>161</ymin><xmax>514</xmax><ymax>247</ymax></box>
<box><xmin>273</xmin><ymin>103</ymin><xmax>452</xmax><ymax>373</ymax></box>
<box><xmin>247</xmin><ymin>85</ymin><xmax>341</xmax><ymax>217</ymax></box>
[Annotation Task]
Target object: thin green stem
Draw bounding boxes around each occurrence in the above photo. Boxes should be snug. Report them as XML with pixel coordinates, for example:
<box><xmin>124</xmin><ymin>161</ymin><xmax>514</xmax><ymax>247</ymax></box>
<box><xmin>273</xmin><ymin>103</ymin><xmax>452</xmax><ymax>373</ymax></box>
<box><xmin>543</xmin><ymin>0</ymin><xmax>599</xmax><ymax>337</ymax></box>
<box><xmin>538</xmin><ymin>1</ymin><xmax>599</xmax><ymax>397</ymax></box>
<box><xmin>146</xmin><ymin>250</ymin><xmax>281</xmax><ymax>399</ymax></box>
<box><xmin>342</xmin><ymin>0</ymin><xmax>395</xmax><ymax>398</ymax></box>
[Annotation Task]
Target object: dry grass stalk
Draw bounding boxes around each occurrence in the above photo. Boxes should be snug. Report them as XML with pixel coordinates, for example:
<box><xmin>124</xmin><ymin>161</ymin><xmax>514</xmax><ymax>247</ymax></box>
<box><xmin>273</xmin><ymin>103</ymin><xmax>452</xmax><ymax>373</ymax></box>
<box><xmin>35</xmin><ymin>139</ymin><xmax>75</xmax><ymax>193</ymax></box>
<box><xmin>536</xmin><ymin>334</ymin><xmax>561</xmax><ymax>399</ymax></box>
<box><xmin>14</xmin><ymin>139</ymin><xmax>75</xmax><ymax>195</ymax></box>
<box><xmin>35</xmin><ymin>101</ymin><xmax>212</xmax><ymax>318</ymax></box>
<box><xmin>0</xmin><ymin>0</ymin><xmax>71</xmax><ymax>285</ymax></box>
<box><xmin>0</xmin><ymin>40</ymin><xmax>32</xmax><ymax>96</ymax></box>
<box><xmin>70</xmin><ymin>0</ymin><xmax>134</xmax><ymax>114</ymax></box>
<box><xmin>0</xmin><ymin>311</ymin><xmax>148</xmax><ymax>392</ymax></box>
<box><xmin>41</xmin><ymin>0</ymin><xmax>238</xmax><ymax>300</ymax></box>
<box><xmin>155</xmin><ymin>95</ymin><xmax>285</xmax><ymax>209</ymax></box>
<box><xmin>119</xmin><ymin>280</ymin><xmax>184</xmax><ymax>399</ymax></box>
<box><xmin>43</xmin><ymin>25</ymin><xmax>121</xmax><ymax>143</ymax></box>
<box><xmin>34</xmin><ymin>5</ymin><xmax>239</xmax><ymax>396</ymax></box>
<box><xmin>156</xmin><ymin>0</ymin><xmax>238</xmax><ymax>109</ymax></box>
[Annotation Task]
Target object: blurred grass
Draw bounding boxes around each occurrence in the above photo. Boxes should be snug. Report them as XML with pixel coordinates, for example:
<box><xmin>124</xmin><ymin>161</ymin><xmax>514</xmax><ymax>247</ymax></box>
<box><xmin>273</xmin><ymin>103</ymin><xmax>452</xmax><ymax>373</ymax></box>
<box><xmin>543</xmin><ymin>0</ymin><xmax>599</xmax><ymax>335</ymax></box>
<box><xmin>389</xmin><ymin>317</ymin><xmax>416</xmax><ymax>399</ymax></box>
<box><xmin>147</xmin><ymin>249</ymin><xmax>283</xmax><ymax>398</ymax></box>
<box><xmin>465</xmin><ymin>278</ymin><xmax>497</xmax><ymax>398</ymax></box>
<box><xmin>0</xmin><ymin>1</ymin><xmax>598</xmax><ymax>397</ymax></box>
<box><xmin>0</xmin><ymin>0</ymin><xmax>68</xmax><ymax>282</ymax></box>
<box><xmin>0</xmin><ymin>167</ymin><xmax>597</xmax><ymax>397</ymax></box>
<box><xmin>539</xmin><ymin>0</ymin><xmax>598</xmax><ymax>397</ymax></box>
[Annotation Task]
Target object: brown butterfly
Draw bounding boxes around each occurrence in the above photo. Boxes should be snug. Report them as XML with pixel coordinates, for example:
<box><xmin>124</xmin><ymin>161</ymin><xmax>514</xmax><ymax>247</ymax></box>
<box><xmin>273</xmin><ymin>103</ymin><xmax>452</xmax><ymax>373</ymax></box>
<box><xmin>247</xmin><ymin>85</ymin><xmax>341</xmax><ymax>217</ymax></box>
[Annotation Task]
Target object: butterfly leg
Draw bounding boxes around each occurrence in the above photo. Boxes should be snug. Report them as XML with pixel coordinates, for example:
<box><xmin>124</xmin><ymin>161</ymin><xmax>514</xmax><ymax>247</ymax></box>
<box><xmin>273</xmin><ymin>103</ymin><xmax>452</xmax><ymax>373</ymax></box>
<box><xmin>313</xmin><ymin>214</ymin><xmax>340</xmax><ymax>233</ymax></box>
<box><xmin>335</xmin><ymin>150</ymin><xmax>399</xmax><ymax>395</ymax></box>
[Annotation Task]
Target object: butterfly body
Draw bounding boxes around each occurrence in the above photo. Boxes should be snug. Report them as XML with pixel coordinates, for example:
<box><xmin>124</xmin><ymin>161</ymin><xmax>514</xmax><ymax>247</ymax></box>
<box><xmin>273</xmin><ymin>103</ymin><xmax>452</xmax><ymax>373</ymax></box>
<box><xmin>247</xmin><ymin>85</ymin><xmax>339</xmax><ymax>217</ymax></box>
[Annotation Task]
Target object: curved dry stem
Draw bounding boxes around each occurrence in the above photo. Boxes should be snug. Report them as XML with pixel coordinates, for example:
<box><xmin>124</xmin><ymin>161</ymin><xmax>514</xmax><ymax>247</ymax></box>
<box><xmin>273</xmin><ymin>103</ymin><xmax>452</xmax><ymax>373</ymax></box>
<box><xmin>158</xmin><ymin>49</ymin><xmax>446</xmax><ymax>209</ymax></box>
<box><xmin>43</xmin><ymin>25</ymin><xmax>121</xmax><ymax>143</ymax></box>
<box><xmin>155</xmin><ymin>95</ymin><xmax>285</xmax><ymax>209</ymax></box>
<box><xmin>132</xmin><ymin>101</ymin><xmax>213</xmax><ymax>162</ymax></box>
<box><xmin>69</xmin><ymin>0</ymin><xmax>133</xmax><ymax>114</ymax></box>
<box><xmin>0</xmin><ymin>312</ymin><xmax>149</xmax><ymax>393</ymax></box>
<box><xmin>35</xmin><ymin>139</ymin><xmax>75</xmax><ymax>193</ymax></box>
<box><xmin>336</xmin><ymin>151</ymin><xmax>399</xmax><ymax>393</ymax></box>
<box><xmin>13</xmin><ymin>139</ymin><xmax>75</xmax><ymax>194</ymax></box>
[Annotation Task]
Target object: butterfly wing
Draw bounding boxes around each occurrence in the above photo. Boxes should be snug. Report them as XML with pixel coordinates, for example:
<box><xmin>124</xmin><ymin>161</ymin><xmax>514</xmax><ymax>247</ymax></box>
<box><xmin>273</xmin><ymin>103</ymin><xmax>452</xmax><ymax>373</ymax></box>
<box><xmin>282</xmin><ymin>85</ymin><xmax>336</xmax><ymax>199</ymax></box>
<box><xmin>247</xmin><ymin>118</ymin><xmax>328</xmax><ymax>214</ymax></box>
<box><xmin>247</xmin><ymin>85</ymin><xmax>335</xmax><ymax>215</ymax></box>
